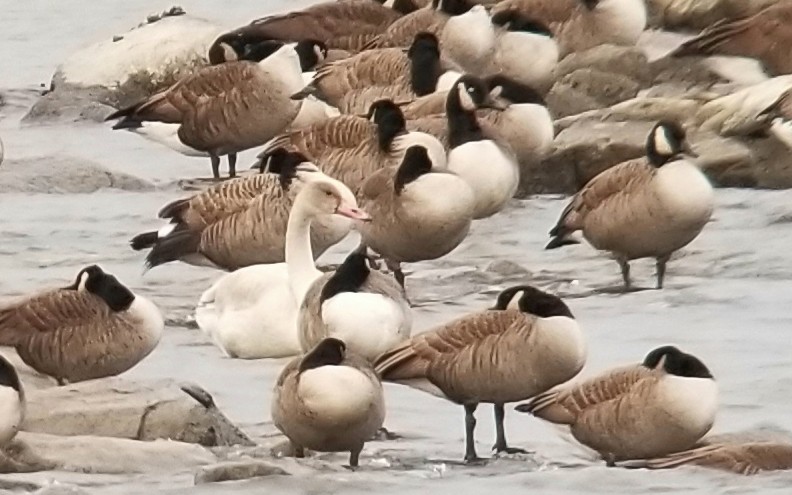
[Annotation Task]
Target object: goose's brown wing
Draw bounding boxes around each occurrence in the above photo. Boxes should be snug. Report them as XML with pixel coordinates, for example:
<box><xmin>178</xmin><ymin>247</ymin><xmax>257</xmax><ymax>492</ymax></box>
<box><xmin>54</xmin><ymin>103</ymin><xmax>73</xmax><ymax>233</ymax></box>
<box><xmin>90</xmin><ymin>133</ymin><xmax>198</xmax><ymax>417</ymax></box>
<box><xmin>266</xmin><ymin>116</ymin><xmax>374</xmax><ymax>160</ymax></box>
<box><xmin>491</xmin><ymin>0</ymin><xmax>579</xmax><ymax>24</ymax></box>
<box><xmin>626</xmin><ymin>442</ymin><xmax>792</xmax><ymax>475</ymax></box>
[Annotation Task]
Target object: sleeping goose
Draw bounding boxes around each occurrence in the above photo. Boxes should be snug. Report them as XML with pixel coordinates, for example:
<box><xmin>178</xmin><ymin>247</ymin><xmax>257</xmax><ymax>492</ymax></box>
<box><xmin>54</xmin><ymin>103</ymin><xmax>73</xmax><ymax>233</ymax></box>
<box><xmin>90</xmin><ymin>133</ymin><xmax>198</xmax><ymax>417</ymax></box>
<box><xmin>131</xmin><ymin>150</ymin><xmax>354</xmax><ymax>271</ymax></box>
<box><xmin>357</xmin><ymin>145</ymin><xmax>475</xmax><ymax>286</ymax></box>
<box><xmin>272</xmin><ymin>337</ymin><xmax>385</xmax><ymax>468</ymax></box>
<box><xmin>208</xmin><ymin>0</ymin><xmax>410</xmax><ymax>60</ymax></box>
<box><xmin>298</xmin><ymin>248</ymin><xmax>411</xmax><ymax>362</ymax></box>
<box><xmin>105</xmin><ymin>41</ymin><xmax>305</xmax><ymax>180</ymax></box>
<box><xmin>516</xmin><ymin>345</ymin><xmax>717</xmax><ymax>464</ymax></box>
<box><xmin>546</xmin><ymin>121</ymin><xmax>714</xmax><ymax>290</ymax></box>
<box><xmin>292</xmin><ymin>32</ymin><xmax>447</xmax><ymax>110</ymax></box>
<box><xmin>195</xmin><ymin>168</ymin><xmax>368</xmax><ymax>359</ymax></box>
<box><xmin>0</xmin><ymin>355</ymin><xmax>23</xmax><ymax>447</ymax></box>
<box><xmin>365</xmin><ymin>0</ymin><xmax>475</xmax><ymax>49</ymax></box>
<box><xmin>671</xmin><ymin>2</ymin><xmax>792</xmax><ymax>77</ymax></box>
<box><xmin>0</xmin><ymin>265</ymin><xmax>163</xmax><ymax>385</ymax></box>
<box><xmin>409</xmin><ymin>75</ymin><xmax>519</xmax><ymax>219</ymax></box>
<box><xmin>260</xmin><ymin>99</ymin><xmax>446</xmax><ymax>200</ymax></box>
<box><xmin>375</xmin><ymin>285</ymin><xmax>586</xmax><ymax>462</ymax></box>
<box><xmin>491</xmin><ymin>0</ymin><xmax>647</xmax><ymax>57</ymax></box>
<box><xmin>619</xmin><ymin>435</ymin><xmax>792</xmax><ymax>475</ymax></box>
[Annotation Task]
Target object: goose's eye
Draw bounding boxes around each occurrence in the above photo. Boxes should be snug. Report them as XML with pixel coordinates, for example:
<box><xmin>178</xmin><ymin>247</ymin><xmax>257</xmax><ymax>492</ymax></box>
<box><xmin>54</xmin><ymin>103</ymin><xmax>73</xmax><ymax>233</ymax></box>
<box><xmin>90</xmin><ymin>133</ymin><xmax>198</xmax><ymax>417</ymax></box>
<box><xmin>325</xmin><ymin>190</ymin><xmax>333</xmax><ymax>197</ymax></box>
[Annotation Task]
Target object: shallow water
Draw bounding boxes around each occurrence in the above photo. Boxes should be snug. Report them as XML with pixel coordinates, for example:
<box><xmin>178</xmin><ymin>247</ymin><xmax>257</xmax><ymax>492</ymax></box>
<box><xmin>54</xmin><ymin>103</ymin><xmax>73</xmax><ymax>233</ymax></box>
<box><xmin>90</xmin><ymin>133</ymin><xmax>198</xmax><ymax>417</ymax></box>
<box><xmin>2</xmin><ymin>1</ymin><xmax>792</xmax><ymax>493</ymax></box>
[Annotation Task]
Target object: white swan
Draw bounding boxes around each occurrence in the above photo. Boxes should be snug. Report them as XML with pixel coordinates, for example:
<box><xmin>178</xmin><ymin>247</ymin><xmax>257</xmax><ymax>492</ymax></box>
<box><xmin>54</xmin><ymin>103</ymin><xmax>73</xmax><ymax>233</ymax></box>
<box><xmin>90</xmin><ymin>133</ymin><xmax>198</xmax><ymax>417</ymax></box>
<box><xmin>195</xmin><ymin>155</ymin><xmax>368</xmax><ymax>359</ymax></box>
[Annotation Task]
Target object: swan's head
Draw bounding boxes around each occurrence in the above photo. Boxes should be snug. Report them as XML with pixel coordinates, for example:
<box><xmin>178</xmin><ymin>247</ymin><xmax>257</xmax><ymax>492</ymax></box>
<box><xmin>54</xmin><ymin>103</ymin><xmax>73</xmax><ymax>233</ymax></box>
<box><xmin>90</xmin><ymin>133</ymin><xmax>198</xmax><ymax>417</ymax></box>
<box><xmin>299</xmin><ymin>179</ymin><xmax>371</xmax><ymax>222</ymax></box>
<box><xmin>646</xmin><ymin>121</ymin><xmax>697</xmax><ymax>167</ymax></box>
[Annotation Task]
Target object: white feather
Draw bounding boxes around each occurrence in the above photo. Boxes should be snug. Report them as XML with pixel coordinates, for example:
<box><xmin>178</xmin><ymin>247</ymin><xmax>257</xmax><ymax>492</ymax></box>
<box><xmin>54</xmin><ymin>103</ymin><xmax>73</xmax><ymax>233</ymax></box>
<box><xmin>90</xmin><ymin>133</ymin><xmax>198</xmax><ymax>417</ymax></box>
<box><xmin>654</xmin><ymin>159</ymin><xmax>715</xmax><ymax>222</ymax></box>
<box><xmin>320</xmin><ymin>293</ymin><xmax>411</xmax><ymax>361</ymax></box>
<box><xmin>595</xmin><ymin>0</ymin><xmax>647</xmax><ymax>46</ymax></box>
<box><xmin>441</xmin><ymin>5</ymin><xmax>497</xmax><ymax>73</ymax></box>
<box><xmin>0</xmin><ymin>387</ymin><xmax>23</xmax><ymax>445</ymax></box>
<box><xmin>447</xmin><ymin>140</ymin><xmax>519</xmax><ymax>219</ymax></box>
<box><xmin>436</xmin><ymin>70</ymin><xmax>462</xmax><ymax>92</ymax></box>
<box><xmin>157</xmin><ymin>223</ymin><xmax>177</xmax><ymax>238</ymax></box>
<box><xmin>659</xmin><ymin>375</ymin><xmax>718</xmax><ymax>433</ymax></box>
<box><xmin>126</xmin><ymin>296</ymin><xmax>165</xmax><ymax>343</ymax></box>
<box><xmin>493</xmin><ymin>32</ymin><xmax>558</xmax><ymax>90</ymax></box>
<box><xmin>298</xmin><ymin>365</ymin><xmax>381</xmax><ymax>422</ymax></box>
<box><xmin>391</xmin><ymin>132</ymin><xmax>448</xmax><ymax>170</ymax></box>
<box><xmin>130</xmin><ymin>122</ymin><xmax>208</xmax><ymax>157</ymax></box>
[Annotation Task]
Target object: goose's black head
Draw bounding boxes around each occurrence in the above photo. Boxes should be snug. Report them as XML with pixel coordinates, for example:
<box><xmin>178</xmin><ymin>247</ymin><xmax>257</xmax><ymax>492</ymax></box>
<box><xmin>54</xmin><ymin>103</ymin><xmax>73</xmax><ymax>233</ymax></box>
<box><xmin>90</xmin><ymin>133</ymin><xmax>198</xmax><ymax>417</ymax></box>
<box><xmin>395</xmin><ymin>145</ymin><xmax>434</xmax><ymax>194</ymax></box>
<box><xmin>580</xmin><ymin>0</ymin><xmax>600</xmax><ymax>11</ymax></box>
<box><xmin>433</xmin><ymin>0</ymin><xmax>473</xmax><ymax>16</ymax></box>
<box><xmin>485</xmin><ymin>75</ymin><xmax>546</xmax><ymax>106</ymax></box>
<box><xmin>69</xmin><ymin>265</ymin><xmax>135</xmax><ymax>312</ymax></box>
<box><xmin>646</xmin><ymin>120</ymin><xmax>696</xmax><ymax>167</ymax></box>
<box><xmin>491</xmin><ymin>10</ymin><xmax>553</xmax><ymax>37</ymax></box>
<box><xmin>0</xmin><ymin>355</ymin><xmax>22</xmax><ymax>393</ymax></box>
<box><xmin>208</xmin><ymin>31</ymin><xmax>258</xmax><ymax>64</ymax></box>
<box><xmin>643</xmin><ymin>346</ymin><xmax>713</xmax><ymax>379</ymax></box>
<box><xmin>446</xmin><ymin>75</ymin><xmax>504</xmax><ymax>147</ymax></box>
<box><xmin>259</xmin><ymin>148</ymin><xmax>312</xmax><ymax>189</ymax></box>
<box><xmin>319</xmin><ymin>250</ymin><xmax>371</xmax><ymax>305</ymax></box>
<box><xmin>407</xmin><ymin>32</ymin><xmax>442</xmax><ymax>96</ymax></box>
<box><xmin>299</xmin><ymin>337</ymin><xmax>347</xmax><ymax>372</ymax></box>
<box><xmin>367</xmin><ymin>99</ymin><xmax>407</xmax><ymax>150</ymax></box>
<box><xmin>294</xmin><ymin>39</ymin><xmax>328</xmax><ymax>71</ymax></box>
<box><xmin>241</xmin><ymin>40</ymin><xmax>289</xmax><ymax>63</ymax></box>
<box><xmin>492</xmin><ymin>285</ymin><xmax>573</xmax><ymax>318</ymax></box>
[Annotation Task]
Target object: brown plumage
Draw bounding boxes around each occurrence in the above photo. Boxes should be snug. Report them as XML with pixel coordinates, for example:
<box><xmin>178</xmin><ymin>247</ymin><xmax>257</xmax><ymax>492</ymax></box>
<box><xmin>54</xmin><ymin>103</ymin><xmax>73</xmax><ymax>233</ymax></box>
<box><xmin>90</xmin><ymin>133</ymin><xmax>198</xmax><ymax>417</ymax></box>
<box><xmin>0</xmin><ymin>266</ymin><xmax>163</xmax><ymax>385</ymax></box>
<box><xmin>375</xmin><ymin>285</ymin><xmax>585</xmax><ymax>462</ymax></box>
<box><xmin>365</xmin><ymin>3</ymin><xmax>447</xmax><ymax>49</ymax></box>
<box><xmin>106</xmin><ymin>44</ymin><xmax>304</xmax><ymax>179</ymax></box>
<box><xmin>672</xmin><ymin>2</ymin><xmax>792</xmax><ymax>76</ymax></box>
<box><xmin>518</xmin><ymin>345</ymin><xmax>717</xmax><ymax>463</ymax></box>
<box><xmin>620</xmin><ymin>432</ymin><xmax>792</xmax><ymax>475</ymax></box>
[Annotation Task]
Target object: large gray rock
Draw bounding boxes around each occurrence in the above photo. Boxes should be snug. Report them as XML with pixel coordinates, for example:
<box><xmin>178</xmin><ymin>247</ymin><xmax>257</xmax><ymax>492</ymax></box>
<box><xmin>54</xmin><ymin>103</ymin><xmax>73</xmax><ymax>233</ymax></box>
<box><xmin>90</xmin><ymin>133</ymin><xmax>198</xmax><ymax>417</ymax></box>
<box><xmin>24</xmin><ymin>379</ymin><xmax>254</xmax><ymax>447</ymax></box>
<box><xmin>548</xmin><ymin>69</ymin><xmax>642</xmax><ymax>118</ymax></box>
<box><xmin>0</xmin><ymin>155</ymin><xmax>154</xmax><ymax>194</ymax></box>
<box><xmin>554</xmin><ymin>45</ymin><xmax>650</xmax><ymax>85</ymax></box>
<box><xmin>25</xmin><ymin>8</ymin><xmax>221</xmax><ymax>123</ymax></box>
<box><xmin>3</xmin><ymin>432</ymin><xmax>216</xmax><ymax>474</ymax></box>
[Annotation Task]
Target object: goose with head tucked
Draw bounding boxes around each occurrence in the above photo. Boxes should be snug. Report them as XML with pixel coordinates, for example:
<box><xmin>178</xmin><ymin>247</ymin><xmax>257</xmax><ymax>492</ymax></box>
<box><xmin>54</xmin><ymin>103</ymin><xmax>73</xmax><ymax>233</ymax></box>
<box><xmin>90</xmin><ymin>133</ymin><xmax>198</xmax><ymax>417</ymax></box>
<box><xmin>194</xmin><ymin>171</ymin><xmax>368</xmax><ymax>359</ymax></box>
<box><xmin>273</xmin><ymin>337</ymin><xmax>385</xmax><ymax>468</ymax></box>
<box><xmin>409</xmin><ymin>75</ymin><xmax>519</xmax><ymax>219</ymax></box>
<box><xmin>375</xmin><ymin>285</ymin><xmax>586</xmax><ymax>462</ymax></box>
<box><xmin>105</xmin><ymin>40</ymin><xmax>306</xmax><ymax>180</ymax></box>
<box><xmin>298</xmin><ymin>248</ymin><xmax>411</xmax><ymax>363</ymax></box>
<box><xmin>516</xmin><ymin>345</ymin><xmax>718</xmax><ymax>464</ymax></box>
<box><xmin>0</xmin><ymin>355</ymin><xmax>24</xmax><ymax>448</ymax></box>
<box><xmin>546</xmin><ymin>121</ymin><xmax>713</xmax><ymax>290</ymax></box>
<box><xmin>357</xmin><ymin>145</ymin><xmax>475</xmax><ymax>286</ymax></box>
<box><xmin>131</xmin><ymin>150</ymin><xmax>354</xmax><ymax>271</ymax></box>
<box><xmin>0</xmin><ymin>266</ymin><xmax>163</xmax><ymax>385</ymax></box>
<box><xmin>260</xmin><ymin>99</ymin><xmax>445</xmax><ymax>200</ymax></box>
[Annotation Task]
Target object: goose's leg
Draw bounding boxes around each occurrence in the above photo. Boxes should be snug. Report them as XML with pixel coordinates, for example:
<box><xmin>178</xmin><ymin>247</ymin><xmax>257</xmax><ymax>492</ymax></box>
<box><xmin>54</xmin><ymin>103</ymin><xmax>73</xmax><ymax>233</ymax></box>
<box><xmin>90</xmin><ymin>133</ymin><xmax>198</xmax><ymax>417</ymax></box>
<box><xmin>617</xmin><ymin>258</ymin><xmax>631</xmax><ymax>291</ymax></box>
<box><xmin>227</xmin><ymin>153</ymin><xmax>238</xmax><ymax>178</ymax></box>
<box><xmin>655</xmin><ymin>255</ymin><xmax>670</xmax><ymax>289</ymax></box>
<box><xmin>293</xmin><ymin>443</ymin><xmax>305</xmax><ymax>458</ymax></box>
<box><xmin>347</xmin><ymin>445</ymin><xmax>362</xmax><ymax>470</ymax></box>
<box><xmin>493</xmin><ymin>403</ymin><xmax>528</xmax><ymax>455</ymax></box>
<box><xmin>385</xmin><ymin>259</ymin><xmax>405</xmax><ymax>288</ymax></box>
<box><xmin>464</xmin><ymin>403</ymin><xmax>482</xmax><ymax>463</ymax></box>
<box><xmin>210</xmin><ymin>154</ymin><xmax>221</xmax><ymax>180</ymax></box>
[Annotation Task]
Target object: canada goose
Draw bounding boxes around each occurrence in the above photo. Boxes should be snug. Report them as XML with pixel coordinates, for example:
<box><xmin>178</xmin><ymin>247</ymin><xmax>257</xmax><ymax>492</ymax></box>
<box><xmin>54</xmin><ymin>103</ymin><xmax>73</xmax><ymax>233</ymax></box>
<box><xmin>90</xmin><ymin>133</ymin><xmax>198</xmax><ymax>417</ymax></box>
<box><xmin>546</xmin><ymin>121</ymin><xmax>713</xmax><ymax>290</ymax></box>
<box><xmin>619</xmin><ymin>436</ymin><xmax>792</xmax><ymax>475</ymax></box>
<box><xmin>366</xmin><ymin>0</ymin><xmax>475</xmax><ymax>49</ymax></box>
<box><xmin>491</xmin><ymin>0</ymin><xmax>647</xmax><ymax>57</ymax></box>
<box><xmin>438</xmin><ymin>5</ymin><xmax>497</xmax><ymax>78</ymax></box>
<box><xmin>105</xmin><ymin>41</ymin><xmax>305</xmax><ymax>179</ymax></box>
<box><xmin>0</xmin><ymin>265</ymin><xmax>163</xmax><ymax>385</ymax></box>
<box><xmin>671</xmin><ymin>3</ymin><xmax>792</xmax><ymax>77</ymax></box>
<box><xmin>409</xmin><ymin>75</ymin><xmax>519</xmax><ymax>219</ymax></box>
<box><xmin>131</xmin><ymin>150</ymin><xmax>354</xmax><ymax>271</ymax></box>
<box><xmin>298</xmin><ymin>248</ymin><xmax>411</xmax><ymax>362</ymax></box>
<box><xmin>208</xmin><ymin>0</ymin><xmax>410</xmax><ymax>62</ymax></box>
<box><xmin>517</xmin><ymin>345</ymin><xmax>717</xmax><ymax>464</ymax></box>
<box><xmin>272</xmin><ymin>337</ymin><xmax>385</xmax><ymax>468</ymax></box>
<box><xmin>0</xmin><ymin>355</ymin><xmax>23</xmax><ymax>447</ymax></box>
<box><xmin>194</xmin><ymin>170</ymin><xmax>368</xmax><ymax>359</ymax></box>
<box><xmin>375</xmin><ymin>285</ymin><xmax>586</xmax><ymax>462</ymax></box>
<box><xmin>260</xmin><ymin>99</ymin><xmax>446</xmax><ymax>199</ymax></box>
<box><xmin>292</xmin><ymin>33</ymin><xmax>445</xmax><ymax>109</ymax></box>
<box><xmin>357</xmin><ymin>145</ymin><xmax>475</xmax><ymax>286</ymax></box>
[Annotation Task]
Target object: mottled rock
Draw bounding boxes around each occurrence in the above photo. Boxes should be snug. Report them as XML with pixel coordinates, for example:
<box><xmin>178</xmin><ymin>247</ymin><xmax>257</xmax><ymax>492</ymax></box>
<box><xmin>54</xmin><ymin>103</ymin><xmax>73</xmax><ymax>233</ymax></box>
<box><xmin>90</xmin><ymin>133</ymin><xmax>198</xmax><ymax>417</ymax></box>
<box><xmin>25</xmin><ymin>12</ymin><xmax>220</xmax><ymax>123</ymax></box>
<box><xmin>554</xmin><ymin>96</ymin><xmax>705</xmax><ymax>133</ymax></box>
<box><xmin>547</xmin><ymin>69</ymin><xmax>641</xmax><ymax>118</ymax></box>
<box><xmin>4</xmin><ymin>432</ymin><xmax>216</xmax><ymax>475</ymax></box>
<box><xmin>647</xmin><ymin>0</ymin><xmax>782</xmax><ymax>30</ymax></box>
<box><xmin>693</xmin><ymin>132</ymin><xmax>758</xmax><ymax>187</ymax></box>
<box><xmin>649</xmin><ymin>55</ymin><xmax>726</xmax><ymax>88</ymax></box>
<box><xmin>0</xmin><ymin>156</ymin><xmax>154</xmax><ymax>194</ymax></box>
<box><xmin>554</xmin><ymin>45</ymin><xmax>650</xmax><ymax>85</ymax></box>
<box><xmin>25</xmin><ymin>378</ymin><xmax>254</xmax><ymax>447</ymax></box>
<box><xmin>485</xmin><ymin>260</ymin><xmax>532</xmax><ymax>277</ymax></box>
<box><xmin>194</xmin><ymin>460</ymin><xmax>289</xmax><ymax>484</ymax></box>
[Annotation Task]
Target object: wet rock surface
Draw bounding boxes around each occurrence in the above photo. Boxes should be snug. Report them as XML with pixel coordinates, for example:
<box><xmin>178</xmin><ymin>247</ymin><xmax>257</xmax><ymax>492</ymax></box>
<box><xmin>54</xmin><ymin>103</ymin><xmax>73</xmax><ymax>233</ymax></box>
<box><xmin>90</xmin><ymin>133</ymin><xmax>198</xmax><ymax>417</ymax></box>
<box><xmin>0</xmin><ymin>155</ymin><xmax>154</xmax><ymax>193</ymax></box>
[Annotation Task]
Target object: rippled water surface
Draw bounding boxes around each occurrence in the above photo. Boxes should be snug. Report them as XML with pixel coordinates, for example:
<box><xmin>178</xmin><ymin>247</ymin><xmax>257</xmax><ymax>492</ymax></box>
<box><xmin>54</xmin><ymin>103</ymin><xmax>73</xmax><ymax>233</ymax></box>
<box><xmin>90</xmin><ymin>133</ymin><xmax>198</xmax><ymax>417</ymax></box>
<box><xmin>2</xmin><ymin>2</ymin><xmax>792</xmax><ymax>494</ymax></box>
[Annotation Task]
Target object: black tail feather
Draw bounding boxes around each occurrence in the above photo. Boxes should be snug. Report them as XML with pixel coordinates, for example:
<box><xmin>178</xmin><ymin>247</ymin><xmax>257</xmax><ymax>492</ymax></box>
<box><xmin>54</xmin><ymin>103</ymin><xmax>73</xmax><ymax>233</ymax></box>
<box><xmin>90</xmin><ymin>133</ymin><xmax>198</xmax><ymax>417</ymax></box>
<box><xmin>158</xmin><ymin>198</ymin><xmax>189</xmax><ymax>220</ymax></box>
<box><xmin>143</xmin><ymin>229</ymin><xmax>201</xmax><ymax>269</ymax></box>
<box><xmin>130</xmin><ymin>231</ymin><xmax>158</xmax><ymax>251</ymax></box>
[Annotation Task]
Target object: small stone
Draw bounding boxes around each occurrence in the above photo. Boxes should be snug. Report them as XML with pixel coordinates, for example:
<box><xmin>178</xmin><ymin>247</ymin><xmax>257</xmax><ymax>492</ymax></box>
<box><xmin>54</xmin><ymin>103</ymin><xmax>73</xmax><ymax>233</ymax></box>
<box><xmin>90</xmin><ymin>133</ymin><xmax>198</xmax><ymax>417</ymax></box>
<box><xmin>112</xmin><ymin>35</ymin><xmax>123</xmax><ymax>42</ymax></box>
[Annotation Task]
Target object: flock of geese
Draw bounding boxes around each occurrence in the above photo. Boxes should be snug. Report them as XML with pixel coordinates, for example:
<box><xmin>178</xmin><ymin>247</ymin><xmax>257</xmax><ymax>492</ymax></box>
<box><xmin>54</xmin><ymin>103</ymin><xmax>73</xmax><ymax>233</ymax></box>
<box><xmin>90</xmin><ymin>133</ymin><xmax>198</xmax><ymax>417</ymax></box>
<box><xmin>2</xmin><ymin>0</ymin><xmax>792</xmax><ymax>479</ymax></box>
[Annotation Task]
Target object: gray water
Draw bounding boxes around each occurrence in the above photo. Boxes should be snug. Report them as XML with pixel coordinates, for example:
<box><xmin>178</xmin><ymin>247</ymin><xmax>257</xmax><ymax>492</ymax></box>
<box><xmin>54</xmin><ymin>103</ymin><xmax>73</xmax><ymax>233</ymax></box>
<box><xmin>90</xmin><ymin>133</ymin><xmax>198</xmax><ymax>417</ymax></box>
<box><xmin>2</xmin><ymin>2</ymin><xmax>792</xmax><ymax>494</ymax></box>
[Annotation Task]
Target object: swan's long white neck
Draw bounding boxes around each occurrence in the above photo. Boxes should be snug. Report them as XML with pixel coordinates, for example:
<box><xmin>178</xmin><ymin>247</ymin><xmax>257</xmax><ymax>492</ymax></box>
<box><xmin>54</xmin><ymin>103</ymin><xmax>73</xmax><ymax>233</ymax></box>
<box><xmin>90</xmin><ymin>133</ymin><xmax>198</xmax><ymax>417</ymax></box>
<box><xmin>285</xmin><ymin>201</ymin><xmax>322</xmax><ymax>306</ymax></box>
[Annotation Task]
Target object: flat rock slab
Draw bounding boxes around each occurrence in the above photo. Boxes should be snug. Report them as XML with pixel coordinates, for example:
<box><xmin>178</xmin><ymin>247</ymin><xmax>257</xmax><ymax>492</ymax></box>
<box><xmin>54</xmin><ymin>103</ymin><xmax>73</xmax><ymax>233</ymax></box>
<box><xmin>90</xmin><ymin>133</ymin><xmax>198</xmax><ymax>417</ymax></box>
<box><xmin>25</xmin><ymin>378</ymin><xmax>254</xmax><ymax>447</ymax></box>
<box><xmin>4</xmin><ymin>432</ymin><xmax>216</xmax><ymax>475</ymax></box>
<box><xmin>194</xmin><ymin>460</ymin><xmax>290</xmax><ymax>484</ymax></box>
<box><xmin>0</xmin><ymin>156</ymin><xmax>154</xmax><ymax>194</ymax></box>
